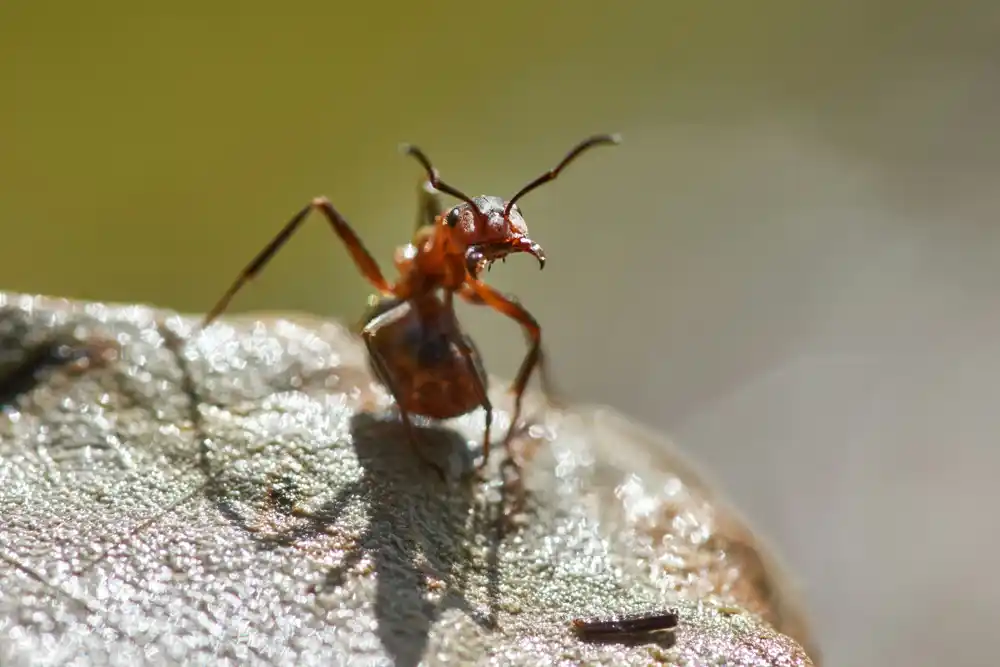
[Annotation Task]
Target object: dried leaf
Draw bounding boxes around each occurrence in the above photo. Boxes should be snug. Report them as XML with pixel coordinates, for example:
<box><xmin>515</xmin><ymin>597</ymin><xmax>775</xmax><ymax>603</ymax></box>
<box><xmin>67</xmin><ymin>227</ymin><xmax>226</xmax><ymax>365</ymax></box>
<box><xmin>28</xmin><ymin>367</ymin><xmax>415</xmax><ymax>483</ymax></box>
<box><xmin>0</xmin><ymin>293</ymin><xmax>817</xmax><ymax>666</ymax></box>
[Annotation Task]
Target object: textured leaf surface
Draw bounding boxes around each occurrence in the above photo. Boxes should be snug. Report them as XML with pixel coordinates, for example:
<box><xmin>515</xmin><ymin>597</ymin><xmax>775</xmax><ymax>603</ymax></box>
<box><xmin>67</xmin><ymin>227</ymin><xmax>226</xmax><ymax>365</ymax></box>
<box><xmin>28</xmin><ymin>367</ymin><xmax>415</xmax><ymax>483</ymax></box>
<box><xmin>0</xmin><ymin>293</ymin><xmax>816</xmax><ymax>666</ymax></box>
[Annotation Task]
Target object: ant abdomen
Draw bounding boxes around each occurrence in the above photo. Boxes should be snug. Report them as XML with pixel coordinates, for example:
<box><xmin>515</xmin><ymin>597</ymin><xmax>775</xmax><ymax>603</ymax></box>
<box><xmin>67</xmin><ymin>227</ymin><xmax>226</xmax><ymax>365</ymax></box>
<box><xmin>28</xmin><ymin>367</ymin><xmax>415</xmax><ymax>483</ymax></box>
<box><xmin>361</xmin><ymin>294</ymin><xmax>488</xmax><ymax>422</ymax></box>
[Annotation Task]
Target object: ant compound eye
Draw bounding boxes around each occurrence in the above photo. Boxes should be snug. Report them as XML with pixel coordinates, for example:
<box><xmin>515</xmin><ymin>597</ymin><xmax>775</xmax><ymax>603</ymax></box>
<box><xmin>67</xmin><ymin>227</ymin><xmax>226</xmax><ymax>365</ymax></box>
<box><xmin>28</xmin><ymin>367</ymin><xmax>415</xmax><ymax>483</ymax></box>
<box><xmin>446</xmin><ymin>207</ymin><xmax>461</xmax><ymax>227</ymax></box>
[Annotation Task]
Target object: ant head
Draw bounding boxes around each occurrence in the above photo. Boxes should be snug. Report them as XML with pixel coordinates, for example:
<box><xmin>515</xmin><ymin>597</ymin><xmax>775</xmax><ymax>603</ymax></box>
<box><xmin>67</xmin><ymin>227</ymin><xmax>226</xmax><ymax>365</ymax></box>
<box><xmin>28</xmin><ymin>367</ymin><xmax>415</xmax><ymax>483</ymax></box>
<box><xmin>401</xmin><ymin>133</ymin><xmax>620</xmax><ymax>276</ymax></box>
<box><xmin>442</xmin><ymin>195</ymin><xmax>543</xmax><ymax>275</ymax></box>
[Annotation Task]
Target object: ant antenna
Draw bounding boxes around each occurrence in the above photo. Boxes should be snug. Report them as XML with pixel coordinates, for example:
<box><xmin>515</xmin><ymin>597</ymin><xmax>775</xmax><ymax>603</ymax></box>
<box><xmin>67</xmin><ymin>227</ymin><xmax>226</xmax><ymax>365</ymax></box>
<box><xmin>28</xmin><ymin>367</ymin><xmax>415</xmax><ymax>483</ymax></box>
<box><xmin>400</xmin><ymin>144</ymin><xmax>481</xmax><ymax>223</ymax></box>
<box><xmin>504</xmin><ymin>133</ymin><xmax>621</xmax><ymax>217</ymax></box>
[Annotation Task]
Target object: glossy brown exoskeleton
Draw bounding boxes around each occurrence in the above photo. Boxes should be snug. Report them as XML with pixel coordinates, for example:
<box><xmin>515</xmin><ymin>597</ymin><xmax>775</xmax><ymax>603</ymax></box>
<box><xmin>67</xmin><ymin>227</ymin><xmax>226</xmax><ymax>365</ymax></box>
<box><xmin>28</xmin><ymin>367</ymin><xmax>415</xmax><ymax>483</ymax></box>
<box><xmin>200</xmin><ymin>134</ymin><xmax>620</xmax><ymax>474</ymax></box>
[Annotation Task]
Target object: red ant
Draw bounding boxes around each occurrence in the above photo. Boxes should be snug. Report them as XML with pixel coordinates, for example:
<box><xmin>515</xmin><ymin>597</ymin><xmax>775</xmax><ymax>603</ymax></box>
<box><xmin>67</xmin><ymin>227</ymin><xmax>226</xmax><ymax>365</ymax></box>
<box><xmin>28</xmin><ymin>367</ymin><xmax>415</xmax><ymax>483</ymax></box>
<box><xmin>200</xmin><ymin>134</ymin><xmax>620</xmax><ymax>476</ymax></box>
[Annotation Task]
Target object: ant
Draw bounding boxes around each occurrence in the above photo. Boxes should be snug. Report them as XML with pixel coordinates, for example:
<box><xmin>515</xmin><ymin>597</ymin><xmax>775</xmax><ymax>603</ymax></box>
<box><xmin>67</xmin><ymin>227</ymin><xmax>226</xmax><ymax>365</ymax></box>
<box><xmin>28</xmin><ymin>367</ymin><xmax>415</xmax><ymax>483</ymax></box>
<box><xmin>199</xmin><ymin>133</ymin><xmax>620</xmax><ymax>476</ymax></box>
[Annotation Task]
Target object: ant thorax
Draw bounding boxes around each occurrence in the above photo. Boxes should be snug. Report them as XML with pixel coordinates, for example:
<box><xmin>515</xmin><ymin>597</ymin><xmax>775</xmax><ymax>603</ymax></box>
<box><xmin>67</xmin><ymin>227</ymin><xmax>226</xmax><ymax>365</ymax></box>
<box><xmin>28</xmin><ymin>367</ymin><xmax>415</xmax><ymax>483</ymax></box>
<box><xmin>394</xmin><ymin>241</ymin><xmax>419</xmax><ymax>267</ymax></box>
<box><xmin>394</xmin><ymin>226</ymin><xmax>438</xmax><ymax>273</ymax></box>
<box><xmin>393</xmin><ymin>229</ymin><xmax>465</xmax><ymax>293</ymax></box>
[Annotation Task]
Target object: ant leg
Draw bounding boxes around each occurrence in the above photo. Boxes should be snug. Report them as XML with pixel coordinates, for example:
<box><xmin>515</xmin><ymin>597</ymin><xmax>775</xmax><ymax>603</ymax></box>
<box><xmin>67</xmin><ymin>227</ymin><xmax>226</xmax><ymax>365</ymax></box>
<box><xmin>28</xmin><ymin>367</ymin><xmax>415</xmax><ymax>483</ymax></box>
<box><xmin>462</xmin><ymin>336</ymin><xmax>494</xmax><ymax>471</ymax></box>
<box><xmin>533</xmin><ymin>344</ymin><xmax>564</xmax><ymax>407</ymax></box>
<box><xmin>442</xmin><ymin>291</ymin><xmax>493</xmax><ymax>470</ymax></box>
<box><xmin>202</xmin><ymin>198</ymin><xmax>391</xmax><ymax>329</ymax></box>
<box><xmin>415</xmin><ymin>179</ymin><xmax>444</xmax><ymax>230</ymax></box>
<box><xmin>361</xmin><ymin>302</ymin><xmax>447</xmax><ymax>480</ymax></box>
<box><xmin>459</xmin><ymin>286</ymin><xmax>565</xmax><ymax>407</ymax></box>
<box><xmin>461</xmin><ymin>279</ymin><xmax>541</xmax><ymax>458</ymax></box>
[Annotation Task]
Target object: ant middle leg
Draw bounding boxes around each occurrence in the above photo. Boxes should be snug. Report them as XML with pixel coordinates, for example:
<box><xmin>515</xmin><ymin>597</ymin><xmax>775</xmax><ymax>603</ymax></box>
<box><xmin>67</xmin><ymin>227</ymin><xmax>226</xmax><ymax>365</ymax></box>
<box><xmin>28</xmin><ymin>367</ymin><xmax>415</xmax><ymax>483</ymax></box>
<box><xmin>442</xmin><ymin>292</ymin><xmax>494</xmax><ymax>471</ymax></box>
<box><xmin>202</xmin><ymin>197</ymin><xmax>392</xmax><ymax>329</ymax></box>
<box><xmin>456</xmin><ymin>334</ymin><xmax>493</xmax><ymax>472</ymax></box>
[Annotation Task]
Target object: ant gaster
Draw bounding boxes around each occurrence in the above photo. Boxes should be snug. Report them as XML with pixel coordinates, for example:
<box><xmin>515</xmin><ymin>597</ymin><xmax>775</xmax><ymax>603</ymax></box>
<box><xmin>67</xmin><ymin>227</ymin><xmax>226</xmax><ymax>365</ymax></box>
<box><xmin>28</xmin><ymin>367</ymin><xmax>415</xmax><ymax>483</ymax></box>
<box><xmin>199</xmin><ymin>134</ymin><xmax>620</xmax><ymax>476</ymax></box>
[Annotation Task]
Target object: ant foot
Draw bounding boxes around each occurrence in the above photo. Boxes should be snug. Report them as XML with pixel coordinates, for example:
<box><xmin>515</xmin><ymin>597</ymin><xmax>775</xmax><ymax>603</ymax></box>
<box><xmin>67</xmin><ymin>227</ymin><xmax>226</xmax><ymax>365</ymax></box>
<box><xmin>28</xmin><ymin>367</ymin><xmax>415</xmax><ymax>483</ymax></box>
<box><xmin>499</xmin><ymin>455</ymin><xmax>523</xmax><ymax>480</ymax></box>
<box><xmin>498</xmin><ymin>455</ymin><xmax>529</xmax><ymax>523</ymax></box>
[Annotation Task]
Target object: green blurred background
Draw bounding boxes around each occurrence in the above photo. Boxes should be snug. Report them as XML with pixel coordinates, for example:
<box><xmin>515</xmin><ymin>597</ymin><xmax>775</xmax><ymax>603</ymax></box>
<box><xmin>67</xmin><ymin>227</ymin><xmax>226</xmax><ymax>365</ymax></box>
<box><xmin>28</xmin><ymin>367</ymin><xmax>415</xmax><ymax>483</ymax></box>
<box><xmin>4</xmin><ymin>2</ymin><xmax>1000</xmax><ymax>664</ymax></box>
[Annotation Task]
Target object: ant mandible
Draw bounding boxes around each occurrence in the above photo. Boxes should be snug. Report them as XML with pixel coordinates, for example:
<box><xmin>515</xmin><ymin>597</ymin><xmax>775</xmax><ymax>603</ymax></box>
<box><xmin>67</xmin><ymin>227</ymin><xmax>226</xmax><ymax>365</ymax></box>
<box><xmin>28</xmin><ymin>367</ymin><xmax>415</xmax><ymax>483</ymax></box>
<box><xmin>199</xmin><ymin>133</ymin><xmax>620</xmax><ymax>476</ymax></box>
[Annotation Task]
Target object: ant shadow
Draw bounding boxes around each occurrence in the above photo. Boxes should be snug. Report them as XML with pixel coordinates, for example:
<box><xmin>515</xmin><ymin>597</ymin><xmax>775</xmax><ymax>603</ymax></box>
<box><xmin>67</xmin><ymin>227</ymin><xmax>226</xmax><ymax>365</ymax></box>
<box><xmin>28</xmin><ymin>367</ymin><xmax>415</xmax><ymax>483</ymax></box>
<box><xmin>166</xmin><ymin>328</ymin><xmax>507</xmax><ymax>667</ymax></box>
<box><xmin>308</xmin><ymin>413</ymin><xmax>501</xmax><ymax>665</ymax></box>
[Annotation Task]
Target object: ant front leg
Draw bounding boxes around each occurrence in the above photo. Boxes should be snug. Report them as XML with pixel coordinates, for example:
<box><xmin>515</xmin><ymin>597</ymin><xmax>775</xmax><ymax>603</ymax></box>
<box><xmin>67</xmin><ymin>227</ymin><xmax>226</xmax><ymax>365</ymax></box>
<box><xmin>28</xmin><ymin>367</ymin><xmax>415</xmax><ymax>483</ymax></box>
<box><xmin>202</xmin><ymin>197</ymin><xmax>392</xmax><ymax>328</ymax></box>
<box><xmin>460</xmin><ymin>279</ymin><xmax>542</xmax><ymax>464</ymax></box>
<box><xmin>458</xmin><ymin>286</ymin><xmax>564</xmax><ymax>407</ymax></box>
<box><xmin>360</xmin><ymin>302</ymin><xmax>447</xmax><ymax>481</ymax></box>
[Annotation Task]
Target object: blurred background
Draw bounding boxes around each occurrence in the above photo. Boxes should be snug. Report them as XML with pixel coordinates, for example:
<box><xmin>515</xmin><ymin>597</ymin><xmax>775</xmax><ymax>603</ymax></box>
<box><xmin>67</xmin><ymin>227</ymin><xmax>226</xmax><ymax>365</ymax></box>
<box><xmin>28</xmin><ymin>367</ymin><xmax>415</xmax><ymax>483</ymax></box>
<box><xmin>4</xmin><ymin>2</ymin><xmax>999</xmax><ymax>664</ymax></box>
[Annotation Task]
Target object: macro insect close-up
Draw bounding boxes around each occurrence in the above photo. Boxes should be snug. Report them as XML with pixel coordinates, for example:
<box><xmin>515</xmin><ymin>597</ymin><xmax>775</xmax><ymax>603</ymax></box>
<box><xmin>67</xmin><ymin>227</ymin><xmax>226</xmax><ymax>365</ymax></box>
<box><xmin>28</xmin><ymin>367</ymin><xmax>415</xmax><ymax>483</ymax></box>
<box><xmin>199</xmin><ymin>133</ymin><xmax>621</xmax><ymax>475</ymax></box>
<box><xmin>13</xmin><ymin>5</ymin><xmax>989</xmax><ymax>664</ymax></box>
